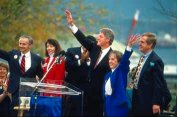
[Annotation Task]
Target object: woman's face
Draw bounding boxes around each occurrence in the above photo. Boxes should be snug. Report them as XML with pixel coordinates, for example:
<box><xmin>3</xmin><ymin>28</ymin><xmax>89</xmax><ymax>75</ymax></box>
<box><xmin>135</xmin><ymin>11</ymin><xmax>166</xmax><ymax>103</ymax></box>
<box><xmin>109</xmin><ymin>53</ymin><xmax>118</xmax><ymax>69</ymax></box>
<box><xmin>0</xmin><ymin>66</ymin><xmax>7</xmax><ymax>84</ymax></box>
<box><xmin>46</xmin><ymin>43</ymin><xmax>56</xmax><ymax>55</ymax></box>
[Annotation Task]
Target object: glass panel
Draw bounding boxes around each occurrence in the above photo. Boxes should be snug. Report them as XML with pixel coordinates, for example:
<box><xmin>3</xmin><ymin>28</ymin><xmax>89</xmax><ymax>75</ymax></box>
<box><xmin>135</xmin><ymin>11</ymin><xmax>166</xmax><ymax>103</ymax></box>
<box><xmin>19</xmin><ymin>78</ymin><xmax>83</xmax><ymax>117</ymax></box>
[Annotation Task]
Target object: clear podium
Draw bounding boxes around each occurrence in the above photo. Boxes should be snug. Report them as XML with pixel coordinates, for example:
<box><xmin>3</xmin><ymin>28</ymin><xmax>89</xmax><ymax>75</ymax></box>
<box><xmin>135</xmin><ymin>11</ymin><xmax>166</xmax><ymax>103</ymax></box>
<box><xmin>18</xmin><ymin>78</ymin><xmax>83</xmax><ymax>117</ymax></box>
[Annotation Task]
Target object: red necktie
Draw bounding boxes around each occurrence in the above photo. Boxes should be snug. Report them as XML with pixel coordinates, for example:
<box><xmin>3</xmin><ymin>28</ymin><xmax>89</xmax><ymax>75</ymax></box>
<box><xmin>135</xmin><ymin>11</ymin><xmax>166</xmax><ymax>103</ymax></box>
<box><xmin>20</xmin><ymin>55</ymin><xmax>25</xmax><ymax>75</ymax></box>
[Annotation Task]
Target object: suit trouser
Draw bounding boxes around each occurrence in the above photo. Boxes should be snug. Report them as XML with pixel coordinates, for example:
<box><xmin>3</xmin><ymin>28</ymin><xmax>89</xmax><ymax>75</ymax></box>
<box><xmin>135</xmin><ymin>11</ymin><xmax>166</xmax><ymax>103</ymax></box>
<box><xmin>87</xmin><ymin>97</ymin><xmax>103</xmax><ymax>117</ymax></box>
<box><xmin>62</xmin><ymin>95</ymin><xmax>83</xmax><ymax>117</ymax></box>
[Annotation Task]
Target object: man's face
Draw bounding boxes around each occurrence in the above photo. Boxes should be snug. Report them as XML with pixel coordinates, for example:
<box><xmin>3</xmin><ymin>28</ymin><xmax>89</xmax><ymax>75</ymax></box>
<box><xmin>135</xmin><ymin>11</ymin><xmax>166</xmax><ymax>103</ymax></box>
<box><xmin>139</xmin><ymin>36</ymin><xmax>152</xmax><ymax>54</ymax></box>
<box><xmin>19</xmin><ymin>37</ymin><xmax>31</xmax><ymax>54</ymax></box>
<box><xmin>96</xmin><ymin>32</ymin><xmax>109</xmax><ymax>48</ymax></box>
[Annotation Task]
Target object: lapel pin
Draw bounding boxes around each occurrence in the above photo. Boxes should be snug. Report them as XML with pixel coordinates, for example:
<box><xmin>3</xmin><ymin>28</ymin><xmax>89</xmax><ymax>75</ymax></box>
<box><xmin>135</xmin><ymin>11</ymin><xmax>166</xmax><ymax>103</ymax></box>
<box><xmin>75</xmin><ymin>55</ymin><xmax>79</xmax><ymax>59</ymax></box>
<box><xmin>14</xmin><ymin>55</ymin><xmax>18</xmax><ymax>59</ymax></box>
<box><xmin>150</xmin><ymin>62</ymin><xmax>155</xmax><ymax>67</ymax></box>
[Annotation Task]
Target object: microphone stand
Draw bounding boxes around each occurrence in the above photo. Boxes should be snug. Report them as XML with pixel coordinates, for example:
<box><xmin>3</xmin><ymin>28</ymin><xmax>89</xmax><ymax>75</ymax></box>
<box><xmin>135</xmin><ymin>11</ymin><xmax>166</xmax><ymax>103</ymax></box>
<box><xmin>32</xmin><ymin>54</ymin><xmax>63</xmax><ymax>94</ymax></box>
<box><xmin>31</xmin><ymin>54</ymin><xmax>65</xmax><ymax>116</ymax></box>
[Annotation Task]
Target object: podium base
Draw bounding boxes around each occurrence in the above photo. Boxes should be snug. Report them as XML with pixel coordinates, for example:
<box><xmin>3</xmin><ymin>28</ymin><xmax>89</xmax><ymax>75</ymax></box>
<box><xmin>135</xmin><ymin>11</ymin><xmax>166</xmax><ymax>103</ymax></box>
<box><xmin>14</xmin><ymin>106</ymin><xmax>30</xmax><ymax>117</ymax></box>
<box><xmin>29</xmin><ymin>95</ymin><xmax>62</xmax><ymax>117</ymax></box>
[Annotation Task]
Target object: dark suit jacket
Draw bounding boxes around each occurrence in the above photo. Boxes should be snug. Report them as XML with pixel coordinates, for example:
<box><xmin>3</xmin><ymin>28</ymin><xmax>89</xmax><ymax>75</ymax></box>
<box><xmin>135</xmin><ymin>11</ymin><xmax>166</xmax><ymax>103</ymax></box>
<box><xmin>73</xmin><ymin>30</ymin><xmax>112</xmax><ymax>116</ymax></box>
<box><xmin>64</xmin><ymin>47</ymin><xmax>91</xmax><ymax>116</ymax></box>
<box><xmin>65</xmin><ymin>47</ymin><xmax>91</xmax><ymax>90</ymax></box>
<box><xmin>132</xmin><ymin>51</ymin><xmax>171</xmax><ymax>116</ymax></box>
<box><xmin>0</xmin><ymin>49</ymin><xmax>43</xmax><ymax>105</ymax></box>
<box><xmin>0</xmin><ymin>88</ymin><xmax>11</xmax><ymax>116</ymax></box>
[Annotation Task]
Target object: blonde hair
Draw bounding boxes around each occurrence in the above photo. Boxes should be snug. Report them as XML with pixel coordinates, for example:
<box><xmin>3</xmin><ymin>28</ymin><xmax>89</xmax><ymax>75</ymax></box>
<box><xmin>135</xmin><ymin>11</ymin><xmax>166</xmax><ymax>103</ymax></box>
<box><xmin>109</xmin><ymin>50</ymin><xmax>123</xmax><ymax>62</ymax></box>
<box><xmin>0</xmin><ymin>62</ymin><xmax>9</xmax><ymax>72</ymax></box>
<box><xmin>142</xmin><ymin>32</ymin><xmax>157</xmax><ymax>49</ymax></box>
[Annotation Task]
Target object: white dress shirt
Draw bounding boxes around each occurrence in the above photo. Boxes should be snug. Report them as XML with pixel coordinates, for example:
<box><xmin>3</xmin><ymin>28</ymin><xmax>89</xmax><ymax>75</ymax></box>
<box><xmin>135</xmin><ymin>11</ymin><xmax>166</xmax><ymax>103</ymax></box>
<box><xmin>47</xmin><ymin>54</ymin><xmax>54</xmax><ymax>71</ymax></box>
<box><xmin>69</xmin><ymin>24</ymin><xmax>79</xmax><ymax>34</ymax></box>
<box><xmin>105</xmin><ymin>68</ymin><xmax>116</xmax><ymax>95</ymax></box>
<box><xmin>97</xmin><ymin>47</ymin><xmax>111</xmax><ymax>65</ymax></box>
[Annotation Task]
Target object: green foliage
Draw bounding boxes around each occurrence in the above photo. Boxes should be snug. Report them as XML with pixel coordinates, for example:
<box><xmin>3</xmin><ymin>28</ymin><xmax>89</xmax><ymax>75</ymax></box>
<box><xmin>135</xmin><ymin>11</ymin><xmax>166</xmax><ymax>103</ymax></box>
<box><xmin>0</xmin><ymin>0</ymin><xmax>107</xmax><ymax>56</ymax></box>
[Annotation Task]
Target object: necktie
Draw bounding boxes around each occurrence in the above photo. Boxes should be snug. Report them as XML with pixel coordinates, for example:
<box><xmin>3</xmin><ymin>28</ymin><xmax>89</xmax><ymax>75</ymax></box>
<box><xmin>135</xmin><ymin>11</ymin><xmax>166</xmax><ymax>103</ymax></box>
<box><xmin>94</xmin><ymin>50</ymin><xmax>102</xmax><ymax>69</ymax></box>
<box><xmin>20</xmin><ymin>55</ymin><xmax>25</xmax><ymax>75</ymax></box>
<box><xmin>129</xmin><ymin>55</ymin><xmax>145</xmax><ymax>89</ymax></box>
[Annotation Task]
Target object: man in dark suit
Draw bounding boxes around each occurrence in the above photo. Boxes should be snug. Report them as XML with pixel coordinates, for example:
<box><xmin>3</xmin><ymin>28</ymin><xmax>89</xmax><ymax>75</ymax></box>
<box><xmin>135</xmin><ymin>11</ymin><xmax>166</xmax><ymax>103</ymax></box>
<box><xmin>65</xmin><ymin>10</ymin><xmax>114</xmax><ymax>116</ymax></box>
<box><xmin>0</xmin><ymin>35</ymin><xmax>43</xmax><ymax>116</ymax></box>
<box><xmin>64</xmin><ymin>36</ymin><xmax>96</xmax><ymax>116</ymax></box>
<box><xmin>131</xmin><ymin>32</ymin><xmax>171</xmax><ymax>116</ymax></box>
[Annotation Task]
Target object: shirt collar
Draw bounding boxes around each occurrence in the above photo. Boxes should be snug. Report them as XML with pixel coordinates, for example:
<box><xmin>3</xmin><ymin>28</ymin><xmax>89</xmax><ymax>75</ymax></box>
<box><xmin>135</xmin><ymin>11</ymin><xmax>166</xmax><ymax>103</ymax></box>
<box><xmin>81</xmin><ymin>46</ymin><xmax>84</xmax><ymax>53</ymax></box>
<box><xmin>21</xmin><ymin>51</ymin><xmax>30</xmax><ymax>58</ymax></box>
<box><xmin>143</xmin><ymin>50</ymin><xmax>152</xmax><ymax>59</ymax></box>
<box><xmin>49</xmin><ymin>53</ymin><xmax>54</xmax><ymax>58</ymax></box>
<box><xmin>111</xmin><ymin>65</ymin><xmax>118</xmax><ymax>73</ymax></box>
<box><xmin>102</xmin><ymin>46</ymin><xmax>111</xmax><ymax>54</ymax></box>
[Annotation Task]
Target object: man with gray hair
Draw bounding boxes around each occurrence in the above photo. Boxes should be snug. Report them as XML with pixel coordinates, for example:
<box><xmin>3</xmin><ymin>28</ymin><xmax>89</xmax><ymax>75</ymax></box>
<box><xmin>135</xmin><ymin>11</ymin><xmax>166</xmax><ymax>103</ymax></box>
<box><xmin>65</xmin><ymin>10</ymin><xmax>114</xmax><ymax>116</ymax></box>
<box><xmin>130</xmin><ymin>32</ymin><xmax>171</xmax><ymax>116</ymax></box>
<box><xmin>0</xmin><ymin>35</ymin><xmax>43</xmax><ymax>117</ymax></box>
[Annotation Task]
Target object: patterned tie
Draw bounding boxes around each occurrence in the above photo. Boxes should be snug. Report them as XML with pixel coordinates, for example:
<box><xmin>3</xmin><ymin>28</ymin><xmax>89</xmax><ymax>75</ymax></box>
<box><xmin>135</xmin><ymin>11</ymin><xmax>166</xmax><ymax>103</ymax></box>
<box><xmin>129</xmin><ymin>55</ymin><xmax>145</xmax><ymax>89</ymax></box>
<box><xmin>20</xmin><ymin>55</ymin><xmax>25</xmax><ymax>75</ymax></box>
<box><xmin>94</xmin><ymin>50</ymin><xmax>102</xmax><ymax>69</ymax></box>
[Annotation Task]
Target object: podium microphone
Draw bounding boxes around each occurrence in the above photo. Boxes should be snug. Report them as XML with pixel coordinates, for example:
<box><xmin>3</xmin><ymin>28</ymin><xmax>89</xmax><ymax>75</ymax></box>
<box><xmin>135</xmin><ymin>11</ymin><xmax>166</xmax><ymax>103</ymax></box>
<box><xmin>59</xmin><ymin>50</ymin><xmax>65</xmax><ymax>56</ymax></box>
<box><xmin>56</xmin><ymin>50</ymin><xmax>66</xmax><ymax>63</ymax></box>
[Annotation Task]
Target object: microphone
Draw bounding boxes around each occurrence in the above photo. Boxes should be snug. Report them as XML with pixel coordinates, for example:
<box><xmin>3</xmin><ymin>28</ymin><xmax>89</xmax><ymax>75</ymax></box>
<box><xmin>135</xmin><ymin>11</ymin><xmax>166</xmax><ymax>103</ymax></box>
<box><xmin>56</xmin><ymin>50</ymin><xmax>66</xmax><ymax>64</ymax></box>
<box><xmin>59</xmin><ymin>50</ymin><xmax>65</xmax><ymax>56</ymax></box>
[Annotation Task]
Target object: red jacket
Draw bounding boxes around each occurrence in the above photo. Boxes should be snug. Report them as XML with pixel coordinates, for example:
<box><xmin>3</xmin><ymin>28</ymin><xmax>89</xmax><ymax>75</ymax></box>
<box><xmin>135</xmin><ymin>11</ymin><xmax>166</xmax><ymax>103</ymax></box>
<box><xmin>42</xmin><ymin>56</ymin><xmax>65</xmax><ymax>97</ymax></box>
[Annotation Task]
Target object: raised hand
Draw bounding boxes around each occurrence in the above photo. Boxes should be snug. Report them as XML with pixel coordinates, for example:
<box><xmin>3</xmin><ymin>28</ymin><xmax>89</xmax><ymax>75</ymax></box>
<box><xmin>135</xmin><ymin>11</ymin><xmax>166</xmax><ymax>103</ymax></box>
<box><xmin>127</xmin><ymin>34</ymin><xmax>141</xmax><ymax>48</ymax></box>
<box><xmin>65</xmin><ymin>10</ymin><xmax>74</xmax><ymax>25</ymax></box>
<box><xmin>81</xmin><ymin>49</ymin><xmax>90</xmax><ymax>63</ymax></box>
<box><xmin>152</xmin><ymin>105</ymin><xmax>161</xmax><ymax>114</ymax></box>
<box><xmin>84</xmin><ymin>50</ymin><xmax>90</xmax><ymax>60</ymax></box>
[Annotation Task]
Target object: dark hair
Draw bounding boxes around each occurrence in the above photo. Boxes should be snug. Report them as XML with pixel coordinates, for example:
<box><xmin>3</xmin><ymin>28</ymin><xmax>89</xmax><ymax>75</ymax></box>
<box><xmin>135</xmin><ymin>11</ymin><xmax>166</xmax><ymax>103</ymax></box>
<box><xmin>45</xmin><ymin>38</ymin><xmax>62</xmax><ymax>57</ymax></box>
<box><xmin>86</xmin><ymin>35</ymin><xmax>97</xmax><ymax>43</ymax></box>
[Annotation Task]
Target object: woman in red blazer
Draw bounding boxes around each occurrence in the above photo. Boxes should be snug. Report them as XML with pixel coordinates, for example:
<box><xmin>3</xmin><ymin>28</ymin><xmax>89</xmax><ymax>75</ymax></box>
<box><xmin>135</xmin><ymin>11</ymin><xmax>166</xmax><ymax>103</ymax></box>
<box><xmin>42</xmin><ymin>39</ymin><xmax>65</xmax><ymax>97</ymax></box>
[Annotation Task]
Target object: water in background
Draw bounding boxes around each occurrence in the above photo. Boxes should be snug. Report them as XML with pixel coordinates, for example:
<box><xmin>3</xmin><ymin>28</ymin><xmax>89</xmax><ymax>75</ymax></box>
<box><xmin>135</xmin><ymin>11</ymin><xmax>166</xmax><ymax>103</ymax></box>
<box><xmin>154</xmin><ymin>47</ymin><xmax>177</xmax><ymax>111</ymax></box>
<box><xmin>155</xmin><ymin>47</ymin><xmax>177</xmax><ymax>65</ymax></box>
<box><xmin>134</xmin><ymin>47</ymin><xmax>177</xmax><ymax>65</ymax></box>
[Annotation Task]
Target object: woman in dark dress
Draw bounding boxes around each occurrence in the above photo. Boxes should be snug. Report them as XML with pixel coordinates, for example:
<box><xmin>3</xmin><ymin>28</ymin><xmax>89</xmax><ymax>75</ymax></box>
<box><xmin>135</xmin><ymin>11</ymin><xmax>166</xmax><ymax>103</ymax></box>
<box><xmin>0</xmin><ymin>62</ymin><xmax>11</xmax><ymax>116</ymax></box>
